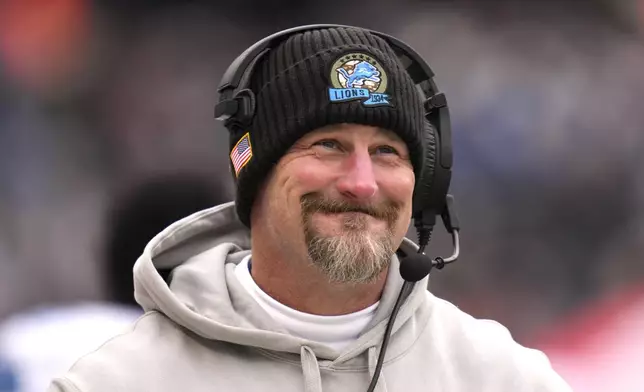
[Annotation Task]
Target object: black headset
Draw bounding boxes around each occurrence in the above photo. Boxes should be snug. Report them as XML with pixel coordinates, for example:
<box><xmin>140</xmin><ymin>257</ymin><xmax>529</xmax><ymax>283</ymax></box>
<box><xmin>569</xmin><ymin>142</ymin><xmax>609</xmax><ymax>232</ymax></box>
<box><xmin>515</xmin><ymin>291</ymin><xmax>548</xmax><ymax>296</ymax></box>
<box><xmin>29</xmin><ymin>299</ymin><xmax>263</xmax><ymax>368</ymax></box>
<box><xmin>215</xmin><ymin>23</ymin><xmax>456</xmax><ymax>244</ymax></box>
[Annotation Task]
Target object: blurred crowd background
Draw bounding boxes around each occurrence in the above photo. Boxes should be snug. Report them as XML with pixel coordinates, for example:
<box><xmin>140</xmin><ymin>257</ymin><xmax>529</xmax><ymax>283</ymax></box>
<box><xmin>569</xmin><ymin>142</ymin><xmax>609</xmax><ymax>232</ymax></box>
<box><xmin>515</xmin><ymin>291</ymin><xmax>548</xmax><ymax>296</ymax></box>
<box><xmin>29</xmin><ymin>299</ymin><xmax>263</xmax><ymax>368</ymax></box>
<box><xmin>1</xmin><ymin>0</ymin><xmax>643</xmax><ymax>391</ymax></box>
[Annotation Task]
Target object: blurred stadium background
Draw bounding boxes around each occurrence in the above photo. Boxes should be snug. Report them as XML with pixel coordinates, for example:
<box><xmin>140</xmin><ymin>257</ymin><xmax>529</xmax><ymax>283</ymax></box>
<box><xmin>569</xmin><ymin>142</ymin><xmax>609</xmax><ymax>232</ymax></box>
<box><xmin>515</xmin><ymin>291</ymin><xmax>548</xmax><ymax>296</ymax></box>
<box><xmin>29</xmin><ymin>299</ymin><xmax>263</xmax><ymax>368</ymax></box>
<box><xmin>0</xmin><ymin>0</ymin><xmax>643</xmax><ymax>391</ymax></box>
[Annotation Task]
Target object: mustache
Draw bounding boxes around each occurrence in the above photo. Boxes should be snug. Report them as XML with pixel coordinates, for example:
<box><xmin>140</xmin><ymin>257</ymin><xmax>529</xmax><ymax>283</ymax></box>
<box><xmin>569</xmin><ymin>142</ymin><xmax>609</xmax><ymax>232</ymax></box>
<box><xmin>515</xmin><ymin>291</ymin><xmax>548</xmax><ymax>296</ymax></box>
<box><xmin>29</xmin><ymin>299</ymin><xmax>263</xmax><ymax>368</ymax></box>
<box><xmin>300</xmin><ymin>193</ymin><xmax>400</xmax><ymax>221</ymax></box>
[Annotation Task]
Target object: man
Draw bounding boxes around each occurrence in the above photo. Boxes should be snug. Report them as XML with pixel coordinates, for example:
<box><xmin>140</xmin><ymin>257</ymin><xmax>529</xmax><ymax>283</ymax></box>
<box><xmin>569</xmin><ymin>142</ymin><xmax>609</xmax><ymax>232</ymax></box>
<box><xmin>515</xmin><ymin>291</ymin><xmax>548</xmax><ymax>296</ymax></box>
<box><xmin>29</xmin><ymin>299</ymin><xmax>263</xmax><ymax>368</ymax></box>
<box><xmin>48</xmin><ymin>25</ymin><xmax>571</xmax><ymax>391</ymax></box>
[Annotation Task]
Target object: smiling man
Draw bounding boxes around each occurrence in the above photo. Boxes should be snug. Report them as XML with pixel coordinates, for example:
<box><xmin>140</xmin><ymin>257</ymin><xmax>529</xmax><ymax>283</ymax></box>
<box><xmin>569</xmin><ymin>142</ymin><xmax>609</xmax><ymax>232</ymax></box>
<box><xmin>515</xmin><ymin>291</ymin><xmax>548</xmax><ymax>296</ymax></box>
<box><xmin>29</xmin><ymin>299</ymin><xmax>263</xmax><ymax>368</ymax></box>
<box><xmin>248</xmin><ymin>124</ymin><xmax>415</xmax><ymax>317</ymax></box>
<box><xmin>48</xmin><ymin>25</ymin><xmax>571</xmax><ymax>392</ymax></box>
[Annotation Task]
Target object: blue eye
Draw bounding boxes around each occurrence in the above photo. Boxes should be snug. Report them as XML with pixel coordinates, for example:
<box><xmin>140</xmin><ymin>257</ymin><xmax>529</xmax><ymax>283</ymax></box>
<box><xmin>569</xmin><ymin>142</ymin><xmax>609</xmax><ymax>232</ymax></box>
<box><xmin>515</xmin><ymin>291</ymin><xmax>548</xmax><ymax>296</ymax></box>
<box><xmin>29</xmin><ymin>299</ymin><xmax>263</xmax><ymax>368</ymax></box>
<box><xmin>315</xmin><ymin>140</ymin><xmax>339</xmax><ymax>150</ymax></box>
<box><xmin>375</xmin><ymin>145</ymin><xmax>399</xmax><ymax>155</ymax></box>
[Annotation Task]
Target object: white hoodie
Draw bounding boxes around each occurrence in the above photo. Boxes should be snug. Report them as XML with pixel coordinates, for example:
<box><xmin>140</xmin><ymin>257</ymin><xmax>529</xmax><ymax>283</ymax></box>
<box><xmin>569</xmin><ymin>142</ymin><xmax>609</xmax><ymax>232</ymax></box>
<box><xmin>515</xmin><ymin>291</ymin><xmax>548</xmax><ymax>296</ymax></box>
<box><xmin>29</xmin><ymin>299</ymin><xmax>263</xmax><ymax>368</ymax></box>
<box><xmin>48</xmin><ymin>202</ymin><xmax>572</xmax><ymax>392</ymax></box>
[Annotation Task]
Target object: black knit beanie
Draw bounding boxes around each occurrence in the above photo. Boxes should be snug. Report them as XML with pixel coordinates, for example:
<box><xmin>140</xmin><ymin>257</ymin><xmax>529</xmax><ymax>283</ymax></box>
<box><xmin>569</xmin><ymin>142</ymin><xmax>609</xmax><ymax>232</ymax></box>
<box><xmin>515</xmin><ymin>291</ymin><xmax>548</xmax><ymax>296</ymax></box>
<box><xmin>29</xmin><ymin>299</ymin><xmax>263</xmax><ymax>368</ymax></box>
<box><xmin>226</xmin><ymin>26</ymin><xmax>426</xmax><ymax>227</ymax></box>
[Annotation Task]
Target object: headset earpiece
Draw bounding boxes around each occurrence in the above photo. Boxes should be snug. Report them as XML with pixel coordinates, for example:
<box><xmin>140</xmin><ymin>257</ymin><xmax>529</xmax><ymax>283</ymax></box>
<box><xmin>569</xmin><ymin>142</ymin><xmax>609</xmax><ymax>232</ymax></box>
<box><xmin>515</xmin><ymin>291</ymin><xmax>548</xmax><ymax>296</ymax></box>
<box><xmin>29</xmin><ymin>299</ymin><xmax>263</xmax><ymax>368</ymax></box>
<box><xmin>426</xmin><ymin>94</ymin><xmax>453</xmax><ymax>171</ymax></box>
<box><xmin>231</xmin><ymin>89</ymin><xmax>256</xmax><ymax>125</ymax></box>
<box><xmin>412</xmin><ymin>120</ymin><xmax>437</xmax><ymax>219</ymax></box>
<box><xmin>216</xmin><ymin>87</ymin><xmax>257</xmax><ymax>122</ymax></box>
<box><xmin>412</xmin><ymin>89</ymin><xmax>452</xmax><ymax>229</ymax></box>
<box><xmin>214</xmin><ymin>97</ymin><xmax>236</xmax><ymax>121</ymax></box>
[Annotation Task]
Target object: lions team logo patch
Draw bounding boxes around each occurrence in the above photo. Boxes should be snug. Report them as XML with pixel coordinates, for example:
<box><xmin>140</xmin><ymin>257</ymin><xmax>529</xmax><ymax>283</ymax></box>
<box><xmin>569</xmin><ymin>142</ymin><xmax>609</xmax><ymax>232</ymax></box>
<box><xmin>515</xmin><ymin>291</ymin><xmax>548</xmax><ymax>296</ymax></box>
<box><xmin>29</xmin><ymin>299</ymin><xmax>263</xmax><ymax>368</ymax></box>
<box><xmin>328</xmin><ymin>52</ymin><xmax>391</xmax><ymax>107</ymax></box>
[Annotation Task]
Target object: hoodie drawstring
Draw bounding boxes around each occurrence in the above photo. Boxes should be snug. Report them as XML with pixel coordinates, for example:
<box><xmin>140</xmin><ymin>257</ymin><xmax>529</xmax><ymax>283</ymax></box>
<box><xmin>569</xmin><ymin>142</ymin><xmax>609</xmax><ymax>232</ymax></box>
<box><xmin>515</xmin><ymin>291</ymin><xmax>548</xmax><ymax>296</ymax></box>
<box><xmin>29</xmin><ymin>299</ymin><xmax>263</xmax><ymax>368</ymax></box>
<box><xmin>301</xmin><ymin>346</ymin><xmax>323</xmax><ymax>392</ymax></box>
<box><xmin>368</xmin><ymin>346</ymin><xmax>388</xmax><ymax>392</ymax></box>
<box><xmin>299</xmin><ymin>345</ymin><xmax>388</xmax><ymax>392</ymax></box>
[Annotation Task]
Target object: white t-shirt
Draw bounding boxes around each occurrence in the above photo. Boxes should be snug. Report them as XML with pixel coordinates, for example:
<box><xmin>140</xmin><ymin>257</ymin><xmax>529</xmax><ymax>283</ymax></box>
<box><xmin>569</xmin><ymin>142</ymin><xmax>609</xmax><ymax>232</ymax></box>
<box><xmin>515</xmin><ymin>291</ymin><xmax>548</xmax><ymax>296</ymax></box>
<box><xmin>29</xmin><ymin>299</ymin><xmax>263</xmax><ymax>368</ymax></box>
<box><xmin>234</xmin><ymin>255</ymin><xmax>378</xmax><ymax>351</ymax></box>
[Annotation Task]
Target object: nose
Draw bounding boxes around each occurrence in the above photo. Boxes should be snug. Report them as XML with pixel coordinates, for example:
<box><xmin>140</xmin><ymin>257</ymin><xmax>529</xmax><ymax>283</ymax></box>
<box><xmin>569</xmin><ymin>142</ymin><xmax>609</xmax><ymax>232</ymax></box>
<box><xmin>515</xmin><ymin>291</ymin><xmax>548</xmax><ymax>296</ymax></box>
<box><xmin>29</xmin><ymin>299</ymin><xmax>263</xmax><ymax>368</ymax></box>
<box><xmin>336</xmin><ymin>150</ymin><xmax>378</xmax><ymax>201</ymax></box>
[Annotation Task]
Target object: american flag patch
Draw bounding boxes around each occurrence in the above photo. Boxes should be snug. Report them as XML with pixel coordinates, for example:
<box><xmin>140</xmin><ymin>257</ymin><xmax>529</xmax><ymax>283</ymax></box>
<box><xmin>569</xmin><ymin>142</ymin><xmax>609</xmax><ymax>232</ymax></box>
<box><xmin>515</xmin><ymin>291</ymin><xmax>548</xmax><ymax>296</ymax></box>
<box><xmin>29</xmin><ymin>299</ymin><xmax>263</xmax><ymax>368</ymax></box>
<box><xmin>230</xmin><ymin>132</ymin><xmax>253</xmax><ymax>176</ymax></box>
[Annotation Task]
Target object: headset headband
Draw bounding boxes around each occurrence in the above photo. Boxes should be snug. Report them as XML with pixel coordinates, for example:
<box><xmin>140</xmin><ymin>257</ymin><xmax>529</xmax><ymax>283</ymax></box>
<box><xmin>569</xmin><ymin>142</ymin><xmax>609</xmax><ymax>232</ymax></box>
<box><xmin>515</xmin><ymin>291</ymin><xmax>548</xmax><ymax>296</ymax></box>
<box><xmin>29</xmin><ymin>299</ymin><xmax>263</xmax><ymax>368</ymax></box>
<box><xmin>217</xmin><ymin>24</ymin><xmax>436</xmax><ymax>94</ymax></box>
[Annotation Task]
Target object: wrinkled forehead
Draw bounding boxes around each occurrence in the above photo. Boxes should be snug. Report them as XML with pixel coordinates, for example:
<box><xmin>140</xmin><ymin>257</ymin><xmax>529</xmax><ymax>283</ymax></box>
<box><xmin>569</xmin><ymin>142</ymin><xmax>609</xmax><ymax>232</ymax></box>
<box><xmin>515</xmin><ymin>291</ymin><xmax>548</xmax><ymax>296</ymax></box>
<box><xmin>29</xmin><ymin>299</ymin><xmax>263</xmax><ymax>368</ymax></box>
<box><xmin>297</xmin><ymin>123</ymin><xmax>405</xmax><ymax>143</ymax></box>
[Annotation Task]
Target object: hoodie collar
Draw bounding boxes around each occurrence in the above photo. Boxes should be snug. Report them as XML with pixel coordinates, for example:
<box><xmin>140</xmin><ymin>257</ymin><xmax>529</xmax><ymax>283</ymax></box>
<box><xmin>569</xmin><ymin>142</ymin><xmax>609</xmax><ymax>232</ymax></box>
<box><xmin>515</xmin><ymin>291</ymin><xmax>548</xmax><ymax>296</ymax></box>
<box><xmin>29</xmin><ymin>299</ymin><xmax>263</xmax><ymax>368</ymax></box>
<box><xmin>133</xmin><ymin>201</ymin><xmax>433</xmax><ymax>365</ymax></box>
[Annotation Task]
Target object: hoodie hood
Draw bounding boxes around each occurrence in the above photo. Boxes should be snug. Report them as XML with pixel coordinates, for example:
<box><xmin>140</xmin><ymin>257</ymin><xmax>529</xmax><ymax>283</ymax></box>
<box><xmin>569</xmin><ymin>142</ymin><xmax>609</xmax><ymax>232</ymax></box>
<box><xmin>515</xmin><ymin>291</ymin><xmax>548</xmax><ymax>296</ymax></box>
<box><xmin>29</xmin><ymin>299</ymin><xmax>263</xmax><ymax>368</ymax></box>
<box><xmin>133</xmin><ymin>201</ymin><xmax>433</xmax><ymax>389</ymax></box>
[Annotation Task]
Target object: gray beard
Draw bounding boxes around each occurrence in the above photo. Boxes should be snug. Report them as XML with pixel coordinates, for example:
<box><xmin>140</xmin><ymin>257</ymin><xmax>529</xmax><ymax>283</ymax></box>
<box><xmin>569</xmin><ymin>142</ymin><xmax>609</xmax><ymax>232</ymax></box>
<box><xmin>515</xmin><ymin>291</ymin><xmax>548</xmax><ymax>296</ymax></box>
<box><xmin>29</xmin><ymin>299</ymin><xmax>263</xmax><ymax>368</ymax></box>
<box><xmin>304</xmin><ymin>214</ymin><xmax>395</xmax><ymax>284</ymax></box>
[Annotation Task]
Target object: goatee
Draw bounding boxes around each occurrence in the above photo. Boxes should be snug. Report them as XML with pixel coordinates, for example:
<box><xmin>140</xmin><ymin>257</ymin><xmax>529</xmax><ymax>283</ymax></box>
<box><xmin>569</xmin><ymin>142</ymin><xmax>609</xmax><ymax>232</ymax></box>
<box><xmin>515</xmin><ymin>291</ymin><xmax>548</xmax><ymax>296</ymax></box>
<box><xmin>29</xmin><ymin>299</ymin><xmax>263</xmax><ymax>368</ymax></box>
<box><xmin>300</xmin><ymin>194</ymin><xmax>400</xmax><ymax>284</ymax></box>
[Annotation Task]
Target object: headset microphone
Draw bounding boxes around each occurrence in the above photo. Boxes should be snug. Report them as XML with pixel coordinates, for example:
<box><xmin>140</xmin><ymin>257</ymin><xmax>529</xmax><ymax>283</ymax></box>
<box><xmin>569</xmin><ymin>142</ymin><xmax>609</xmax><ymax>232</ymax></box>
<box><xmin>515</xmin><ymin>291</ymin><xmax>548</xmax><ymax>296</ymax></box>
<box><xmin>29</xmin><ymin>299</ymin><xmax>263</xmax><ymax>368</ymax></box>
<box><xmin>399</xmin><ymin>253</ymin><xmax>434</xmax><ymax>282</ymax></box>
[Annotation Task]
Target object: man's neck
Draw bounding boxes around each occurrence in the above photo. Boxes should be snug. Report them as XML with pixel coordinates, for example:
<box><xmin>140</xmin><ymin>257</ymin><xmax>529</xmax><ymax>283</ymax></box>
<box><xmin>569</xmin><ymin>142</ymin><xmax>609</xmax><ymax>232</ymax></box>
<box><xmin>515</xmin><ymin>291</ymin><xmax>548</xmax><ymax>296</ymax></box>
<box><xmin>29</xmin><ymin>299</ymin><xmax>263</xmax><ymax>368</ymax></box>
<box><xmin>248</xmin><ymin>244</ymin><xmax>388</xmax><ymax>316</ymax></box>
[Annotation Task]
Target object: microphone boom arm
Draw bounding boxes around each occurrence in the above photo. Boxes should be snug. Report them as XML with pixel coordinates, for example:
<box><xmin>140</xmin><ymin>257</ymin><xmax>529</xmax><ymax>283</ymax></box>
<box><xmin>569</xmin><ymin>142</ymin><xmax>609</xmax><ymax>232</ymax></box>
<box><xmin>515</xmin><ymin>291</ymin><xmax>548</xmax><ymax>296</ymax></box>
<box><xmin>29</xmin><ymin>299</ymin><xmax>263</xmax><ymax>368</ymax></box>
<box><xmin>431</xmin><ymin>194</ymin><xmax>461</xmax><ymax>269</ymax></box>
<box><xmin>432</xmin><ymin>229</ymin><xmax>459</xmax><ymax>269</ymax></box>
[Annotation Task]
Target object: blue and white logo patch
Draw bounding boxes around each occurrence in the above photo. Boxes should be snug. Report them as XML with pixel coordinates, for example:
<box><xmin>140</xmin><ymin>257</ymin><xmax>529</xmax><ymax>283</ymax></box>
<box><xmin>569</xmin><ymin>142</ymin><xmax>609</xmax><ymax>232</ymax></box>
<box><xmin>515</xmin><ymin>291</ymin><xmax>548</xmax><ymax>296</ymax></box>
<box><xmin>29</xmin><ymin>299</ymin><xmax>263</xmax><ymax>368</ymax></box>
<box><xmin>328</xmin><ymin>53</ymin><xmax>392</xmax><ymax>107</ymax></box>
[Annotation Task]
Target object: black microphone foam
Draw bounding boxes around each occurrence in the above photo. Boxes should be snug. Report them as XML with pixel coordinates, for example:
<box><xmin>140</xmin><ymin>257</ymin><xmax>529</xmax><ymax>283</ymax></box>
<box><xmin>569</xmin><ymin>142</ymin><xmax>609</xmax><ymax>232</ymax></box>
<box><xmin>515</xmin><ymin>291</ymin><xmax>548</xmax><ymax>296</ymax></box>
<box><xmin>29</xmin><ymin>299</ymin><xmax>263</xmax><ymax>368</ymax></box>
<box><xmin>399</xmin><ymin>252</ymin><xmax>433</xmax><ymax>282</ymax></box>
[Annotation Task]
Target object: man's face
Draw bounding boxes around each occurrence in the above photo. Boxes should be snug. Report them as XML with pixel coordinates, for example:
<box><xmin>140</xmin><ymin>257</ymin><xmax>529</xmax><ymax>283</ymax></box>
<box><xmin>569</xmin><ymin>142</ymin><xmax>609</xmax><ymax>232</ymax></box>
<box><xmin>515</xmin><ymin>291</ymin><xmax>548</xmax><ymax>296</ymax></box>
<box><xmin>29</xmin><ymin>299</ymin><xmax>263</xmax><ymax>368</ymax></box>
<box><xmin>254</xmin><ymin>123</ymin><xmax>415</xmax><ymax>284</ymax></box>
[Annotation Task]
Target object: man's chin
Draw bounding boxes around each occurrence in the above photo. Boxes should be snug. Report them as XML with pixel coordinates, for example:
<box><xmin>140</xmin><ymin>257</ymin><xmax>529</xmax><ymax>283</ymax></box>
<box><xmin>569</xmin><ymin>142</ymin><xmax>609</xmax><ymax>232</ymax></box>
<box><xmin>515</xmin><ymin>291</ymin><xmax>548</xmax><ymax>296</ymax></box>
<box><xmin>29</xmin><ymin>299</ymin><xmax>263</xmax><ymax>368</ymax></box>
<box><xmin>304</xmin><ymin>231</ymin><xmax>395</xmax><ymax>284</ymax></box>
